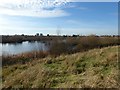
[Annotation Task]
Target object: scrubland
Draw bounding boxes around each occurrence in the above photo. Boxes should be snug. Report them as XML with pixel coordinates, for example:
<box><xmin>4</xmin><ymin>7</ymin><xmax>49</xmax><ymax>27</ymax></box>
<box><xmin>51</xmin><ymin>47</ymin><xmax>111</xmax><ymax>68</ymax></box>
<box><xmin>2</xmin><ymin>46</ymin><xmax>120</xmax><ymax>88</ymax></box>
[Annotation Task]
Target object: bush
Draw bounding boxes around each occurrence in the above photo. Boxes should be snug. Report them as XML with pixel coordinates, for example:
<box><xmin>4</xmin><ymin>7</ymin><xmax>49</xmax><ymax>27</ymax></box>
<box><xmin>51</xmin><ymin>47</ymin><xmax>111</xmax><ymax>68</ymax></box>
<box><xmin>49</xmin><ymin>41</ymin><xmax>68</xmax><ymax>56</ymax></box>
<box><xmin>48</xmin><ymin>36</ymin><xmax>119</xmax><ymax>56</ymax></box>
<box><xmin>2</xmin><ymin>51</ymin><xmax>48</xmax><ymax>66</ymax></box>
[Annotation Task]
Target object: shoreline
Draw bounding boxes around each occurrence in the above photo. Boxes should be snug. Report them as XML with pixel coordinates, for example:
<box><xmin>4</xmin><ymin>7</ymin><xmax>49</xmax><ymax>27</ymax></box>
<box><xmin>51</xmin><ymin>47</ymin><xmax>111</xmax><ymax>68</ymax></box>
<box><xmin>1</xmin><ymin>35</ymin><xmax>120</xmax><ymax>44</ymax></box>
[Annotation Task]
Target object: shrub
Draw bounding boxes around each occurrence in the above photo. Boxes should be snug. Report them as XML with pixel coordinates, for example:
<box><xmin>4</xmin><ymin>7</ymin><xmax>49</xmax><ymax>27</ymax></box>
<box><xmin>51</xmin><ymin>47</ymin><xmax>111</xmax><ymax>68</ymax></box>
<box><xmin>2</xmin><ymin>51</ymin><xmax>48</xmax><ymax>66</ymax></box>
<box><xmin>49</xmin><ymin>41</ymin><xmax>68</xmax><ymax>56</ymax></box>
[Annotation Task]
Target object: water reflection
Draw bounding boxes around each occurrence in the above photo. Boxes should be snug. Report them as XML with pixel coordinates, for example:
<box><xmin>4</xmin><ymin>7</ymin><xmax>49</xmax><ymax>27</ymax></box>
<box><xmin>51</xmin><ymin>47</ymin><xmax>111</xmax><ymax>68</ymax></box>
<box><xmin>1</xmin><ymin>41</ymin><xmax>48</xmax><ymax>55</ymax></box>
<box><xmin>0</xmin><ymin>44</ymin><xmax>2</xmax><ymax>56</ymax></box>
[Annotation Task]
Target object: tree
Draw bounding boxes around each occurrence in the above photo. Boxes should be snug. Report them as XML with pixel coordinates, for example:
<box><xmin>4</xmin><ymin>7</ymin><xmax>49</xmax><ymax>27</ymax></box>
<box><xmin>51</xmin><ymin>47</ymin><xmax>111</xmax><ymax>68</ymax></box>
<box><xmin>21</xmin><ymin>34</ymin><xmax>24</xmax><ymax>36</ymax></box>
<box><xmin>36</xmin><ymin>33</ymin><xmax>39</xmax><ymax>36</ymax></box>
<box><xmin>40</xmin><ymin>33</ymin><xmax>43</xmax><ymax>36</ymax></box>
<box><xmin>47</xmin><ymin>34</ymin><xmax>50</xmax><ymax>37</ymax></box>
<box><xmin>56</xmin><ymin>26</ymin><xmax>61</xmax><ymax>36</ymax></box>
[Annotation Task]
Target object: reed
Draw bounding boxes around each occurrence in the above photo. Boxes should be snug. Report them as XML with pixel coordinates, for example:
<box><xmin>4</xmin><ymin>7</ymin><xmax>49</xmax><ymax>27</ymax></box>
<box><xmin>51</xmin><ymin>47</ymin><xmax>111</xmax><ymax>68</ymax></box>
<box><xmin>2</xmin><ymin>51</ymin><xmax>48</xmax><ymax>66</ymax></box>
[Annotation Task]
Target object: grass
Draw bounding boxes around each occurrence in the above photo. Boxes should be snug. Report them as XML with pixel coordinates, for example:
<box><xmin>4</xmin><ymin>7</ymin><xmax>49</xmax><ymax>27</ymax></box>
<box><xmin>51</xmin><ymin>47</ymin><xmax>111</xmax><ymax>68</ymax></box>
<box><xmin>2</xmin><ymin>51</ymin><xmax>48</xmax><ymax>66</ymax></box>
<box><xmin>2</xmin><ymin>46</ymin><xmax>120</xmax><ymax>88</ymax></box>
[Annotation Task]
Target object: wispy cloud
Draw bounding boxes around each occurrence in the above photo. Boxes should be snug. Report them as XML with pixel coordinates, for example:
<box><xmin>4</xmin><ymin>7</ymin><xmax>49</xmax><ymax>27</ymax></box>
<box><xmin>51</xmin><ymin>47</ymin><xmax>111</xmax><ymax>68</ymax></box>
<box><xmin>60</xmin><ymin>2</ymin><xmax>88</xmax><ymax>11</ymax></box>
<box><xmin>0</xmin><ymin>7</ymin><xmax>69</xmax><ymax>18</ymax></box>
<box><xmin>70</xmin><ymin>0</ymin><xmax>119</xmax><ymax>2</ymax></box>
<box><xmin>66</xmin><ymin>20</ymin><xmax>80</xmax><ymax>24</ymax></box>
<box><xmin>0</xmin><ymin>0</ymin><xmax>72</xmax><ymax>18</ymax></box>
<box><xmin>78</xmin><ymin>7</ymin><xmax>88</xmax><ymax>10</ymax></box>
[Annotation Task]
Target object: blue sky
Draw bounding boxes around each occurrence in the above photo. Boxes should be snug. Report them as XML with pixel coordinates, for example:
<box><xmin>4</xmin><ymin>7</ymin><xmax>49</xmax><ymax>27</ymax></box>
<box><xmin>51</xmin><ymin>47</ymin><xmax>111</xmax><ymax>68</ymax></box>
<box><xmin>0</xmin><ymin>1</ymin><xmax>118</xmax><ymax>35</ymax></box>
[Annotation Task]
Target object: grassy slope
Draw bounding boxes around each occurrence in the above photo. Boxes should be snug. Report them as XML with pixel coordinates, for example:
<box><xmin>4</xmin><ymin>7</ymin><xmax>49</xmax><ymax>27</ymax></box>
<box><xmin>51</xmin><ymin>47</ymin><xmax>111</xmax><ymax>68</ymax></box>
<box><xmin>2</xmin><ymin>46</ymin><xmax>119</xmax><ymax>88</ymax></box>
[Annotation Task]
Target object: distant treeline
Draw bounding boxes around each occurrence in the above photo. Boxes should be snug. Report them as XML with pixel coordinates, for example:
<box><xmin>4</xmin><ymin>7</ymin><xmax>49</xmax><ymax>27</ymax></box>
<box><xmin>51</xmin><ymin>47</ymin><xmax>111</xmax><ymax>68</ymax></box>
<box><xmin>1</xmin><ymin>34</ymin><xmax>120</xmax><ymax>43</ymax></box>
<box><xmin>49</xmin><ymin>35</ymin><xmax>120</xmax><ymax>55</ymax></box>
<box><xmin>2</xmin><ymin>34</ymin><xmax>120</xmax><ymax>66</ymax></box>
<box><xmin>2</xmin><ymin>35</ymin><xmax>63</xmax><ymax>43</ymax></box>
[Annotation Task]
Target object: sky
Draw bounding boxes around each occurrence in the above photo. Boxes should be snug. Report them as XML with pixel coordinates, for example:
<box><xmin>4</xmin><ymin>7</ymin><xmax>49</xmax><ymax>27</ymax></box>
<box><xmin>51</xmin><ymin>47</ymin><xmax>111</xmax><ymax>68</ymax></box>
<box><xmin>0</xmin><ymin>0</ymin><xmax>118</xmax><ymax>35</ymax></box>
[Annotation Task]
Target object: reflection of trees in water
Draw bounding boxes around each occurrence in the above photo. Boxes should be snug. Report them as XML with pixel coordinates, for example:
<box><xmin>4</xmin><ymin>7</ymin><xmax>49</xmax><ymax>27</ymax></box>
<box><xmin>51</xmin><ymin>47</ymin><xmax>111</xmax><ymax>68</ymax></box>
<box><xmin>0</xmin><ymin>35</ymin><xmax>1</xmax><ymax>43</ymax></box>
<box><xmin>2</xmin><ymin>41</ymin><xmax>48</xmax><ymax>56</ymax></box>
<box><xmin>2</xmin><ymin>51</ymin><xmax>10</xmax><ymax>56</ymax></box>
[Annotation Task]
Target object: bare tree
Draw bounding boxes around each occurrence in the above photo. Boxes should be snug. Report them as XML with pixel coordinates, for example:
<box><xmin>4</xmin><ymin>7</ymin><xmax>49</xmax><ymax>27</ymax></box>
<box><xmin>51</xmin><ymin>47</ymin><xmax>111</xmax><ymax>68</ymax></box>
<box><xmin>56</xmin><ymin>25</ymin><xmax>62</xmax><ymax>36</ymax></box>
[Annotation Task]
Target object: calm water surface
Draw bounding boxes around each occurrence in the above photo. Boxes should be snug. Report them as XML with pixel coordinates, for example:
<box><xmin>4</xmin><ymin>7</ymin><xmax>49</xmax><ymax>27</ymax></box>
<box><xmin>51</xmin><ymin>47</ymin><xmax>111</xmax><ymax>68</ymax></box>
<box><xmin>1</xmin><ymin>41</ymin><xmax>48</xmax><ymax>55</ymax></box>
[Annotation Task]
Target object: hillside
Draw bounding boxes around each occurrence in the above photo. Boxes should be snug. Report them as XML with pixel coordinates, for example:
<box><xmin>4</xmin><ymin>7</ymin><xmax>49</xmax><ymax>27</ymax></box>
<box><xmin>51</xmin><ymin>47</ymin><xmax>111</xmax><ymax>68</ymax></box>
<box><xmin>2</xmin><ymin>46</ymin><xmax>120</xmax><ymax>88</ymax></box>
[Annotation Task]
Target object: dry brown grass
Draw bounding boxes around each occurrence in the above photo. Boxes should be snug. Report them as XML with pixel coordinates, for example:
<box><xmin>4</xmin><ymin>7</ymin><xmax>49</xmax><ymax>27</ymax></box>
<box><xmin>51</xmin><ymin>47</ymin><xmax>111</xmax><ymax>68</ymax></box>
<box><xmin>2</xmin><ymin>51</ymin><xmax>49</xmax><ymax>66</ymax></box>
<box><xmin>2</xmin><ymin>46</ymin><xmax>120</xmax><ymax>88</ymax></box>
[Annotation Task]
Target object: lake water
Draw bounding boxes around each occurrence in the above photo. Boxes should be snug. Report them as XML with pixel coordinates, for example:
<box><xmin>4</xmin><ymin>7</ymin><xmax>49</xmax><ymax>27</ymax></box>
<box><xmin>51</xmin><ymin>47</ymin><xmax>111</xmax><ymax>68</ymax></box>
<box><xmin>1</xmin><ymin>41</ymin><xmax>48</xmax><ymax>56</ymax></box>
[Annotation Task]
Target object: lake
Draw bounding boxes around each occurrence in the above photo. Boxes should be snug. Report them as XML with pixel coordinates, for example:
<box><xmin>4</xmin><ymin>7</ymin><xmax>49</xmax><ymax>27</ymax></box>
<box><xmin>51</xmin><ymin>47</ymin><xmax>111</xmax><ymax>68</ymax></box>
<box><xmin>1</xmin><ymin>41</ymin><xmax>48</xmax><ymax>56</ymax></box>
